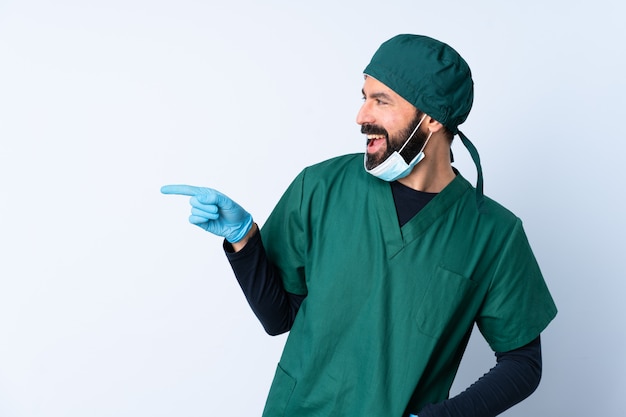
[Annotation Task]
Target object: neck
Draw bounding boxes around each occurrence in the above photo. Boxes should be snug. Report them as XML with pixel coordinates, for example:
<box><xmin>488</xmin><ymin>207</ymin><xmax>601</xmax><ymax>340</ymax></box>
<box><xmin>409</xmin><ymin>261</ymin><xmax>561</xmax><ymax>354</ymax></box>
<box><xmin>398</xmin><ymin>139</ymin><xmax>455</xmax><ymax>192</ymax></box>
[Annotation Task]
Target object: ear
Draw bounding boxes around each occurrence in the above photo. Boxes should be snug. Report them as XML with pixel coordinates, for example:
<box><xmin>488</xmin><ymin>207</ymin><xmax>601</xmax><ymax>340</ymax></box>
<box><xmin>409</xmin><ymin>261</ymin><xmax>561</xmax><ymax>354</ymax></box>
<box><xmin>425</xmin><ymin>116</ymin><xmax>445</xmax><ymax>133</ymax></box>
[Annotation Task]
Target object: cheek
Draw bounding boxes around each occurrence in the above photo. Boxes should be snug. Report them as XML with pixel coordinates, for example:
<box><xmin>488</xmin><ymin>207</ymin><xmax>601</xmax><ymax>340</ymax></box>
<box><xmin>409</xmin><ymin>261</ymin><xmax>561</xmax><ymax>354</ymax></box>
<box><xmin>385</xmin><ymin>116</ymin><xmax>406</xmax><ymax>137</ymax></box>
<box><xmin>392</xmin><ymin>110</ymin><xmax>420</xmax><ymax>135</ymax></box>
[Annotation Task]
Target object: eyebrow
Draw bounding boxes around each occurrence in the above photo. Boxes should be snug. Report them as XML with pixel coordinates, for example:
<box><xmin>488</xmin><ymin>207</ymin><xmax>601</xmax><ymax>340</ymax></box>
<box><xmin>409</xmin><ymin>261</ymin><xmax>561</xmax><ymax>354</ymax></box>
<box><xmin>362</xmin><ymin>89</ymin><xmax>394</xmax><ymax>102</ymax></box>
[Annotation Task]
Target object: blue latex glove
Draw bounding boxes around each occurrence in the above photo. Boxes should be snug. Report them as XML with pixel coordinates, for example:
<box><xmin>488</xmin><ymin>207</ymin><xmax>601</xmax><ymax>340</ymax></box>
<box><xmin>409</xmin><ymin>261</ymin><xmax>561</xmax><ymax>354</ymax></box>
<box><xmin>161</xmin><ymin>184</ymin><xmax>253</xmax><ymax>243</ymax></box>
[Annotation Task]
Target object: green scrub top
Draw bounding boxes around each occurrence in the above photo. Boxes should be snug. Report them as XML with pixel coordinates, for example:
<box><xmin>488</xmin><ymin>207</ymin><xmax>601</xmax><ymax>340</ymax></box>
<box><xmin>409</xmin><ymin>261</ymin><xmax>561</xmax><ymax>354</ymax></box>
<box><xmin>260</xmin><ymin>153</ymin><xmax>557</xmax><ymax>417</ymax></box>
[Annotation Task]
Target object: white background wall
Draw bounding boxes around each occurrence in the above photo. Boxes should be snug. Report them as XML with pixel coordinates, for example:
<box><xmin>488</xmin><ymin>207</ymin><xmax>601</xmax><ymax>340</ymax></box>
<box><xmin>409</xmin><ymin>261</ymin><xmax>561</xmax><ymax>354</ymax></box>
<box><xmin>1</xmin><ymin>0</ymin><xmax>624</xmax><ymax>416</ymax></box>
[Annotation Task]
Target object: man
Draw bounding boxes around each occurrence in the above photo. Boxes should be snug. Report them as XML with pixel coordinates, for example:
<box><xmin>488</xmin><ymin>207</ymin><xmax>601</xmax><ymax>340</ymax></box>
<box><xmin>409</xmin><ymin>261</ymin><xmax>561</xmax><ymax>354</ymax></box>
<box><xmin>162</xmin><ymin>34</ymin><xmax>557</xmax><ymax>417</ymax></box>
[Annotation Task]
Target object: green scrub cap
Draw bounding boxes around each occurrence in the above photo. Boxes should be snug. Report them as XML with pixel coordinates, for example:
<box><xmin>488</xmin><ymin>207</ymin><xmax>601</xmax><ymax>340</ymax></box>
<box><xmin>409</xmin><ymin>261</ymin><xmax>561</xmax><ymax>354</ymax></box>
<box><xmin>364</xmin><ymin>34</ymin><xmax>485</xmax><ymax>208</ymax></box>
<box><xmin>363</xmin><ymin>34</ymin><xmax>473</xmax><ymax>133</ymax></box>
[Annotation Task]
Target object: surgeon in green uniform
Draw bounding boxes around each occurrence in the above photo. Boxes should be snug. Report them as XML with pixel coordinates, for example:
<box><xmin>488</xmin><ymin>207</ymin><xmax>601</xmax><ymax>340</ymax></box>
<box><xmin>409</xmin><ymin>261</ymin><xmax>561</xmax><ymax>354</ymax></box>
<box><xmin>162</xmin><ymin>34</ymin><xmax>557</xmax><ymax>417</ymax></box>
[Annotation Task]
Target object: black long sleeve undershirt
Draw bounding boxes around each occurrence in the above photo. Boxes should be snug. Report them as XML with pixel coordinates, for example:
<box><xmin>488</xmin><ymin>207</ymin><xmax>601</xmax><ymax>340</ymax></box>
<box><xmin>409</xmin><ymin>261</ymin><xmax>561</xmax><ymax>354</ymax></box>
<box><xmin>417</xmin><ymin>336</ymin><xmax>542</xmax><ymax>417</ymax></box>
<box><xmin>224</xmin><ymin>231</ymin><xmax>304</xmax><ymax>336</ymax></box>
<box><xmin>224</xmin><ymin>180</ymin><xmax>543</xmax><ymax>416</ymax></box>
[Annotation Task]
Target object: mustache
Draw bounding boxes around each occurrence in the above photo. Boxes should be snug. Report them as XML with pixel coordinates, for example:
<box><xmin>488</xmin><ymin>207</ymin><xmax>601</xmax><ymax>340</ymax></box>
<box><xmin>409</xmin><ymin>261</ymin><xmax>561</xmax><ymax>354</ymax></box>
<box><xmin>361</xmin><ymin>124</ymin><xmax>388</xmax><ymax>136</ymax></box>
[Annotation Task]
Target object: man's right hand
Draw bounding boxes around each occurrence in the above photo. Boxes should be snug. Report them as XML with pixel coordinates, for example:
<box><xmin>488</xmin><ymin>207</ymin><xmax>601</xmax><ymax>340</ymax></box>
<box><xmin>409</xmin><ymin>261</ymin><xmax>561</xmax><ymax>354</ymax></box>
<box><xmin>161</xmin><ymin>184</ymin><xmax>253</xmax><ymax>244</ymax></box>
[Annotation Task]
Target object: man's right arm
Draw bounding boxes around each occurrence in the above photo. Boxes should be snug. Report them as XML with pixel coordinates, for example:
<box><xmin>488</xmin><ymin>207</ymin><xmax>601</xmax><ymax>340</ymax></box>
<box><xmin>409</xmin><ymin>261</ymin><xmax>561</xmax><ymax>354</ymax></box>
<box><xmin>160</xmin><ymin>184</ymin><xmax>304</xmax><ymax>335</ymax></box>
<box><xmin>224</xmin><ymin>225</ymin><xmax>305</xmax><ymax>335</ymax></box>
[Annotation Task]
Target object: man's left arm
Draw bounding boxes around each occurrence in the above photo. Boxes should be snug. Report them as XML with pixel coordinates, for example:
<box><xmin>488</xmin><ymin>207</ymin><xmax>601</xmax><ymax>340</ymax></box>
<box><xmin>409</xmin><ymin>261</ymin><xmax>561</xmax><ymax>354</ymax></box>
<box><xmin>413</xmin><ymin>220</ymin><xmax>555</xmax><ymax>416</ymax></box>
<box><xmin>413</xmin><ymin>336</ymin><xmax>542</xmax><ymax>417</ymax></box>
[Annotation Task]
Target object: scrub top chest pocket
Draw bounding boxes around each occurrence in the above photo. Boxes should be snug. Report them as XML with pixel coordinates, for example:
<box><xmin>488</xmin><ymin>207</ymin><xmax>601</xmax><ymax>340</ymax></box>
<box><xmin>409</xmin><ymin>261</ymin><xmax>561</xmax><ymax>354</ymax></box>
<box><xmin>414</xmin><ymin>265</ymin><xmax>477</xmax><ymax>339</ymax></box>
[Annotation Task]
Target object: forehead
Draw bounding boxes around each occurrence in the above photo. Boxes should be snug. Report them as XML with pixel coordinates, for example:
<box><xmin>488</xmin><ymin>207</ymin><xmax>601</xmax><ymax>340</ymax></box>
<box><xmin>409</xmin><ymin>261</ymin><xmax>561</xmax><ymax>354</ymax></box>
<box><xmin>362</xmin><ymin>75</ymin><xmax>415</xmax><ymax>109</ymax></box>
<box><xmin>362</xmin><ymin>75</ymin><xmax>394</xmax><ymax>94</ymax></box>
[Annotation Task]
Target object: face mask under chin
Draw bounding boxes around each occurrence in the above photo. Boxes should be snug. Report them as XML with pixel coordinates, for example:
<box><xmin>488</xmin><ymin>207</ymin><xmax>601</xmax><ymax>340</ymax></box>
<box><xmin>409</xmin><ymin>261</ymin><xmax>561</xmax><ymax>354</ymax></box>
<box><xmin>364</xmin><ymin>114</ymin><xmax>430</xmax><ymax>181</ymax></box>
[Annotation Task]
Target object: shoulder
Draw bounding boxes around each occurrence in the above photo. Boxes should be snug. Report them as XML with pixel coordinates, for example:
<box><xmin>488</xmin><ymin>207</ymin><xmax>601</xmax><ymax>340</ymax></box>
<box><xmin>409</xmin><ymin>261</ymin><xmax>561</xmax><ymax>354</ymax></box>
<box><xmin>449</xmin><ymin>173</ymin><xmax>522</xmax><ymax>234</ymax></box>
<box><xmin>478</xmin><ymin>194</ymin><xmax>520</xmax><ymax>224</ymax></box>
<box><xmin>302</xmin><ymin>153</ymin><xmax>363</xmax><ymax>177</ymax></box>
<box><xmin>273</xmin><ymin>154</ymin><xmax>367</xmax><ymax>209</ymax></box>
<box><xmin>294</xmin><ymin>153</ymin><xmax>368</xmax><ymax>191</ymax></box>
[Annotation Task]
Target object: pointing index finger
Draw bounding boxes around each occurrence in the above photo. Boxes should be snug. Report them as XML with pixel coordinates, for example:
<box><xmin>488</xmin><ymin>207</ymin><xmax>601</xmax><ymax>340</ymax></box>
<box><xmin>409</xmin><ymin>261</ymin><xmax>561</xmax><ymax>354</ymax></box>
<box><xmin>160</xmin><ymin>184</ymin><xmax>203</xmax><ymax>196</ymax></box>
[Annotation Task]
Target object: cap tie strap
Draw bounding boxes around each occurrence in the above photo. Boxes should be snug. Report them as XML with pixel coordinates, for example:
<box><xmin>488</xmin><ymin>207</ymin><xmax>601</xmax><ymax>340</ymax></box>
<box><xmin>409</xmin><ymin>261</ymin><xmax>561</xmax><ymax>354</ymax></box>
<box><xmin>458</xmin><ymin>130</ymin><xmax>484</xmax><ymax>210</ymax></box>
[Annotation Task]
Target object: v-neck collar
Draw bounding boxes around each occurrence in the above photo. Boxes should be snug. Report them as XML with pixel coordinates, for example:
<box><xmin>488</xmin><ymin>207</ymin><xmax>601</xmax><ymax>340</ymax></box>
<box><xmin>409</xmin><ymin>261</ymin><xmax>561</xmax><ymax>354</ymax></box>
<box><xmin>372</xmin><ymin>173</ymin><xmax>473</xmax><ymax>259</ymax></box>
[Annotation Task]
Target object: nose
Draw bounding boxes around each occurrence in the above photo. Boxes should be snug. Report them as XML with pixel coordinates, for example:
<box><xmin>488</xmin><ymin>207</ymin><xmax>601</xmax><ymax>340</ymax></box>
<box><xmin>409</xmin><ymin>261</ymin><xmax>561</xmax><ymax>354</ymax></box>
<box><xmin>356</xmin><ymin>100</ymin><xmax>374</xmax><ymax>126</ymax></box>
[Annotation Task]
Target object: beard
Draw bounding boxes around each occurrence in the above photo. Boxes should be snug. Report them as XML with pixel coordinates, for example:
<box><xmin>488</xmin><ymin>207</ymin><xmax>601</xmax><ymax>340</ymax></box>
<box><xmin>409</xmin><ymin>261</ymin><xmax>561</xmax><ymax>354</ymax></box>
<box><xmin>363</xmin><ymin>113</ymin><xmax>428</xmax><ymax>170</ymax></box>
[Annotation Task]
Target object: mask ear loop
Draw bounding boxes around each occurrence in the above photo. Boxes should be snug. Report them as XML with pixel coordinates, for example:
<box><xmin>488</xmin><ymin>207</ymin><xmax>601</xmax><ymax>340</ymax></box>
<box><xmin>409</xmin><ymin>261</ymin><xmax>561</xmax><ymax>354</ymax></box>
<box><xmin>415</xmin><ymin>131</ymin><xmax>434</xmax><ymax>156</ymax></box>
<box><xmin>397</xmin><ymin>113</ymin><xmax>428</xmax><ymax>155</ymax></box>
<box><xmin>457</xmin><ymin>130</ymin><xmax>485</xmax><ymax>211</ymax></box>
